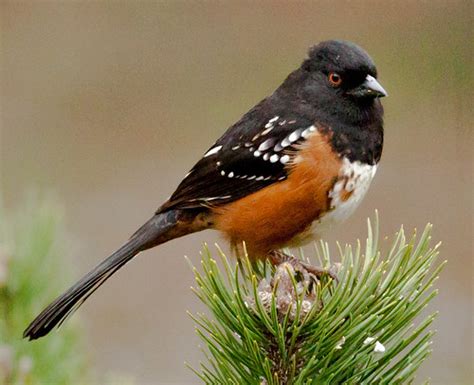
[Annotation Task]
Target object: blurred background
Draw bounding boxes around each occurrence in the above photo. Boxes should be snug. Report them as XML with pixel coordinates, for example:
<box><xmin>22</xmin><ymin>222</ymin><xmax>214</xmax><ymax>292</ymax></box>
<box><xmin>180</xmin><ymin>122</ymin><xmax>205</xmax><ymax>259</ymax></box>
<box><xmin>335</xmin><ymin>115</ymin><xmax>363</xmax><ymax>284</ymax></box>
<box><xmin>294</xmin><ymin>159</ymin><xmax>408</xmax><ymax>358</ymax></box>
<box><xmin>1</xmin><ymin>1</ymin><xmax>472</xmax><ymax>384</ymax></box>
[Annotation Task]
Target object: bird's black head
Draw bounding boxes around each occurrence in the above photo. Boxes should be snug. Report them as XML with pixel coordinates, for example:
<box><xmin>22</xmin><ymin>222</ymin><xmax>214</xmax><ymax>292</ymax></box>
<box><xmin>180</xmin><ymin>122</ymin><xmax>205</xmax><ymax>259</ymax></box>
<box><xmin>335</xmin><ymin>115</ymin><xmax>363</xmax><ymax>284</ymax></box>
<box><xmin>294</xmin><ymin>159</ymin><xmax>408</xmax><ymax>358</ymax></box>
<box><xmin>274</xmin><ymin>40</ymin><xmax>386</xmax><ymax>164</ymax></box>
<box><xmin>282</xmin><ymin>40</ymin><xmax>386</xmax><ymax>128</ymax></box>
<box><xmin>302</xmin><ymin>40</ymin><xmax>387</xmax><ymax>100</ymax></box>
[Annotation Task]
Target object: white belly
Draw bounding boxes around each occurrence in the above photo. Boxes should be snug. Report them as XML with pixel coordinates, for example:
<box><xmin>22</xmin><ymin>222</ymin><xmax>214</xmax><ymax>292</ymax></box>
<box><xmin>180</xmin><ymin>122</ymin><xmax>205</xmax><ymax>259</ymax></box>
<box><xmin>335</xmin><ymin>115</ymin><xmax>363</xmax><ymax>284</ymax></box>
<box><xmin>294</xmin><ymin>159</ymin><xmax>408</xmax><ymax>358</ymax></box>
<box><xmin>294</xmin><ymin>158</ymin><xmax>377</xmax><ymax>244</ymax></box>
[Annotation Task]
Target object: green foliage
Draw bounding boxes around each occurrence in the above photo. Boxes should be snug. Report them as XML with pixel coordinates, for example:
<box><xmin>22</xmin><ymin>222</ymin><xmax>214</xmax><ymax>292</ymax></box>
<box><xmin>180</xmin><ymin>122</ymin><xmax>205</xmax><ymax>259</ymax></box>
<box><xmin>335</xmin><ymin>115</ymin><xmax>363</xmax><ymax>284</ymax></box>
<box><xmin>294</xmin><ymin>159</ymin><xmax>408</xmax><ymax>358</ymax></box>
<box><xmin>189</xmin><ymin>216</ymin><xmax>444</xmax><ymax>385</ymax></box>
<box><xmin>0</xmin><ymin>199</ymin><xmax>88</xmax><ymax>385</ymax></box>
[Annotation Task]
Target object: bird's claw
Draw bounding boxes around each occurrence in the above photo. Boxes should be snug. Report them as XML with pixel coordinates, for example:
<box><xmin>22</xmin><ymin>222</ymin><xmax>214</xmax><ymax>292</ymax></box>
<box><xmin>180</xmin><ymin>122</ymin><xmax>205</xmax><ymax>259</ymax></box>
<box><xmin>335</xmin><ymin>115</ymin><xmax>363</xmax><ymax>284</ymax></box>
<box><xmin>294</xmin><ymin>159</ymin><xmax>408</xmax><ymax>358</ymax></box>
<box><xmin>268</xmin><ymin>250</ymin><xmax>338</xmax><ymax>284</ymax></box>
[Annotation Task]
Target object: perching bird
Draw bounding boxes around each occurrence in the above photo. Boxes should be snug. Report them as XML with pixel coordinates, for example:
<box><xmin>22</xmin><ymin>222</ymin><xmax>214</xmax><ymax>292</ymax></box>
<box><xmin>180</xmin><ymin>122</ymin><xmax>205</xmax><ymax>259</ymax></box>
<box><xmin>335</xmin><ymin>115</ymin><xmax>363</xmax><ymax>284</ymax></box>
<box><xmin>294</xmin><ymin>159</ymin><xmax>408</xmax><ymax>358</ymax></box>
<box><xmin>24</xmin><ymin>40</ymin><xmax>386</xmax><ymax>340</ymax></box>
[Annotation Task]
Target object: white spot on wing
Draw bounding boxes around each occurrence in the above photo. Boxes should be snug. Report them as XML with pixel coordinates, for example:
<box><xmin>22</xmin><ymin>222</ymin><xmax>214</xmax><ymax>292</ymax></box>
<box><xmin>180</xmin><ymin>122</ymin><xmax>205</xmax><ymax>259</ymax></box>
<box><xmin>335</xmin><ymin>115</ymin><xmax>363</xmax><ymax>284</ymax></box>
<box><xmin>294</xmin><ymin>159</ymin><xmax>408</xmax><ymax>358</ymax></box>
<box><xmin>204</xmin><ymin>195</ymin><xmax>232</xmax><ymax>201</ymax></box>
<box><xmin>302</xmin><ymin>125</ymin><xmax>316</xmax><ymax>138</ymax></box>
<box><xmin>270</xmin><ymin>154</ymin><xmax>279</xmax><ymax>163</ymax></box>
<box><xmin>280</xmin><ymin>155</ymin><xmax>290</xmax><ymax>164</ymax></box>
<box><xmin>204</xmin><ymin>145</ymin><xmax>222</xmax><ymax>157</ymax></box>
<box><xmin>288</xmin><ymin>130</ymin><xmax>301</xmax><ymax>143</ymax></box>
<box><xmin>228</xmin><ymin>172</ymin><xmax>234</xmax><ymax>178</ymax></box>
<box><xmin>258</xmin><ymin>138</ymin><xmax>275</xmax><ymax>152</ymax></box>
<box><xmin>281</xmin><ymin>137</ymin><xmax>292</xmax><ymax>148</ymax></box>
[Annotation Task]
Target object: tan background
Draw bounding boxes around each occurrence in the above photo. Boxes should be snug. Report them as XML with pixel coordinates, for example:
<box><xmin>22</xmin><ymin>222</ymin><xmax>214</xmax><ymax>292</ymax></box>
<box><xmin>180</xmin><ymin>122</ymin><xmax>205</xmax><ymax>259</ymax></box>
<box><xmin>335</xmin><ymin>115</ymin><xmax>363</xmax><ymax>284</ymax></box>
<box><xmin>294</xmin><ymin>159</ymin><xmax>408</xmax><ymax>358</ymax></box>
<box><xmin>1</xmin><ymin>1</ymin><xmax>472</xmax><ymax>384</ymax></box>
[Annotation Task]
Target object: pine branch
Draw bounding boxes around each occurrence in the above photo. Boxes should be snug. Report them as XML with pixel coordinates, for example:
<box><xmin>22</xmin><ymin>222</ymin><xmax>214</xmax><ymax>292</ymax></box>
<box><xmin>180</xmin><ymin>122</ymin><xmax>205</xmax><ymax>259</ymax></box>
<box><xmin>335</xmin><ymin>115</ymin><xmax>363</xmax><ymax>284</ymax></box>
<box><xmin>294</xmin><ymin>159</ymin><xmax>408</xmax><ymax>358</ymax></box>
<box><xmin>188</xmin><ymin>215</ymin><xmax>444</xmax><ymax>385</ymax></box>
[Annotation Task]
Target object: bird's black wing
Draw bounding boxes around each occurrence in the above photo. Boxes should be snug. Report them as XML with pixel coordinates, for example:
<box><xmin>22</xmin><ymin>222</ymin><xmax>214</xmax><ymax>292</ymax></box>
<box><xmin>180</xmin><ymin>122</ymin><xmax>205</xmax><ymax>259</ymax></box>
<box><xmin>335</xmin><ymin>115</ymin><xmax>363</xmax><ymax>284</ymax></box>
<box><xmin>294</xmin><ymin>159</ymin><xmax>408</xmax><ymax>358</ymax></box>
<box><xmin>158</xmin><ymin>100</ymin><xmax>317</xmax><ymax>212</ymax></box>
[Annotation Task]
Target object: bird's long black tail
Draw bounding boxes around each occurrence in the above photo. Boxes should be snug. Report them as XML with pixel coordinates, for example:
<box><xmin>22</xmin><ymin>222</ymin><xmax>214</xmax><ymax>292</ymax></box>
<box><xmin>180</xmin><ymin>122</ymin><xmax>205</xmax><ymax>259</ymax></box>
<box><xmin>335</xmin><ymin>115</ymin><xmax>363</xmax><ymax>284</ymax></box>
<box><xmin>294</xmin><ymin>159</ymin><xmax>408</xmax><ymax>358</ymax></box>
<box><xmin>23</xmin><ymin>209</ymin><xmax>209</xmax><ymax>340</ymax></box>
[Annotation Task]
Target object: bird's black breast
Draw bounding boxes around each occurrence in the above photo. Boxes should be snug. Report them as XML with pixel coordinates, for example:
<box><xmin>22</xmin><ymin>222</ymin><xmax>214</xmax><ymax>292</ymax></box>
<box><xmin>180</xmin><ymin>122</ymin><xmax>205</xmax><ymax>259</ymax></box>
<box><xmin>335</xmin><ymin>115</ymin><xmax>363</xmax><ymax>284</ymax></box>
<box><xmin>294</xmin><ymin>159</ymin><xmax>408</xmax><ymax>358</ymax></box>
<box><xmin>317</xmin><ymin>99</ymin><xmax>384</xmax><ymax>165</ymax></box>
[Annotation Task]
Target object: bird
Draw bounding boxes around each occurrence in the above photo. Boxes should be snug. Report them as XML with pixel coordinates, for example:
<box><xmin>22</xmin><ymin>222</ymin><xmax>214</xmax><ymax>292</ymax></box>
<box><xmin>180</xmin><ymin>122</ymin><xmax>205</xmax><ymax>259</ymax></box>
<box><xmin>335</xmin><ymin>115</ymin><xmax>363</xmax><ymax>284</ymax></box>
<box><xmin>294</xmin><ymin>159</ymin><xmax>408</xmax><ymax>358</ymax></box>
<box><xmin>24</xmin><ymin>40</ymin><xmax>386</xmax><ymax>340</ymax></box>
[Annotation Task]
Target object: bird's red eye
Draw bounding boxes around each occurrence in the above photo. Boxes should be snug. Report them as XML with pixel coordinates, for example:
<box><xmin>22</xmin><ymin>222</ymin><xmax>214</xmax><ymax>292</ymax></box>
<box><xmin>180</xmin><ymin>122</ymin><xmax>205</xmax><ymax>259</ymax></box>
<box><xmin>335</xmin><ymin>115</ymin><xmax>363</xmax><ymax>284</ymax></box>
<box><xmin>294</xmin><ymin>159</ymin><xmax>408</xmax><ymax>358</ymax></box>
<box><xmin>328</xmin><ymin>72</ymin><xmax>342</xmax><ymax>87</ymax></box>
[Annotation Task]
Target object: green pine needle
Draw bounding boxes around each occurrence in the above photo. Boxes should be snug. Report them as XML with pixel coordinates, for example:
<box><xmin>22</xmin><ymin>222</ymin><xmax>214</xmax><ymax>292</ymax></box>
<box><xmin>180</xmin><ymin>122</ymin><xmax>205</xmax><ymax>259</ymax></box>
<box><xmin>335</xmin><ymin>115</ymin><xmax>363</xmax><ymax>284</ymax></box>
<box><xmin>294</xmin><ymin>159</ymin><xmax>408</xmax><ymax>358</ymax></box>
<box><xmin>189</xmin><ymin>215</ymin><xmax>444</xmax><ymax>385</ymax></box>
<box><xmin>0</xmin><ymin>198</ymin><xmax>88</xmax><ymax>385</ymax></box>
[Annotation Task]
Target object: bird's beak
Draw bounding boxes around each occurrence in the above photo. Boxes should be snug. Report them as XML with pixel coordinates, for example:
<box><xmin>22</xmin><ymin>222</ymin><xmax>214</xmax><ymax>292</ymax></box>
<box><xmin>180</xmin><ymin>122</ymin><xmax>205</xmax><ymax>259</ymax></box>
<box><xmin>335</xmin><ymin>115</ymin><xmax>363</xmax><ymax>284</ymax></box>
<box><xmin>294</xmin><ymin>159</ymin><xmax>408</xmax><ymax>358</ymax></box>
<box><xmin>349</xmin><ymin>74</ymin><xmax>388</xmax><ymax>98</ymax></box>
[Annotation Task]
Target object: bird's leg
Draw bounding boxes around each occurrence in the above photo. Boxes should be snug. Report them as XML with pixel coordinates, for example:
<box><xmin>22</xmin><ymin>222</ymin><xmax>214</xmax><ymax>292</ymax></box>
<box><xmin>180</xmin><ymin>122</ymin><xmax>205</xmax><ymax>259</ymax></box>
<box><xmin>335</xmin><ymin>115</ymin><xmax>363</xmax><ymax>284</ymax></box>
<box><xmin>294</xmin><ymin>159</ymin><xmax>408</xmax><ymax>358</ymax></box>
<box><xmin>269</xmin><ymin>250</ymin><xmax>312</xmax><ymax>283</ymax></box>
<box><xmin>268</xmin><ymin>250</ymin><xmax>338</xmax><ymax>282</ymax></box>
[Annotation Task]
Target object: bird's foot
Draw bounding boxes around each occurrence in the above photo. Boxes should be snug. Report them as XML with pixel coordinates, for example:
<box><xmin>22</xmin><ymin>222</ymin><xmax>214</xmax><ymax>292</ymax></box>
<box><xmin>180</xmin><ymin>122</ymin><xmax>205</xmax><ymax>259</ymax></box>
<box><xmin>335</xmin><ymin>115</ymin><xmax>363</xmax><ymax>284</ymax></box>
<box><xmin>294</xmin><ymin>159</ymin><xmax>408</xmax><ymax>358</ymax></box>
<box><xmin>268</xmin><ymin>250</ymin><xmax>338</xmax><ymax>283</ymax></box>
